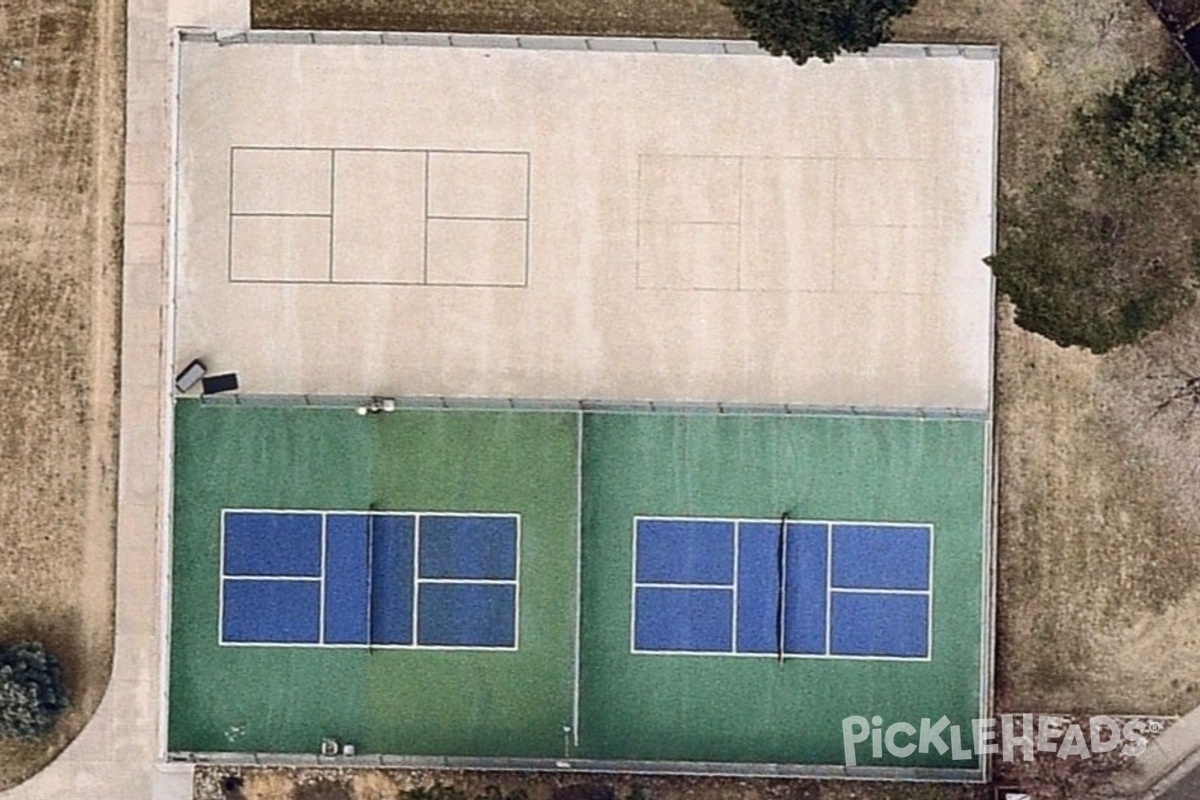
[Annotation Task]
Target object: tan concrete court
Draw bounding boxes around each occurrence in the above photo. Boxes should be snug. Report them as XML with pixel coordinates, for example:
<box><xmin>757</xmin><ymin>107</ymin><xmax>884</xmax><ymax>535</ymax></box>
<box><xmin>175</xmin><ymin>40</ymin><xmax>998</xmax><ymax>410</ymax></box>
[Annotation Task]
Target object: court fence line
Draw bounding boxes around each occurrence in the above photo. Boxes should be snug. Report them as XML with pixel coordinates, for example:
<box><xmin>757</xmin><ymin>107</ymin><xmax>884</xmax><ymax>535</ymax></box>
<box><xmin>170</xmin><ymin>751</ymin><xmax>985</xmax><ymax>782</ymax></box>
<box><xmin>176</xmin><ymin>28</ymin><xmax>998</xmax><ymax>62</ymax></box>
<box><xmin>190</xmin><ymin>392</ymin><xmax>988</xmax><ymax>420</ymax></box>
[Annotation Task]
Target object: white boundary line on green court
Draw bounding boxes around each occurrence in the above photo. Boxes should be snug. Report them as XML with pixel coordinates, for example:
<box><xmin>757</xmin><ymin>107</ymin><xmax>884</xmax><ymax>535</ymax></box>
<box><xmin>318</xmin><ymin>514</ymin><xmax>327</xmax><ymax>644</ymax></box>
<box><xmin>824</xmin><ymin>525</ymin><xmax>833</xmax><ymax>656</ymax></box>
<box><xmin>572</xmin><ymin>409</ymin><xmax>583</xmax><ymax>750</ymax></box>
<box><xmin>182</xmin><ymin>28</ymin><xmax>998</xmax><ymax>64</ymax></box>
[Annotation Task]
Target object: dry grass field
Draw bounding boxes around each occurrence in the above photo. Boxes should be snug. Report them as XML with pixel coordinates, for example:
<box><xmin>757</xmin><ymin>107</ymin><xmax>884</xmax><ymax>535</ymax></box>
<box><xmin>0</xmin><ymin>0</ymin><xmax>122</xmax><ymax>789</ymax></box>
<box><xmin>0</xmin><ymin>0</ymin><xmax>1191</xmax><ymax>795</ymax></box>
<box><xmin>252</xmin><ymin>0</ymin><xmax>744</xmax><ymax>37</ymax></box>
<box><xmin>250</xmin><ymin>0</ymin><xmax>1200</xmax><ymax>722</ymax></box>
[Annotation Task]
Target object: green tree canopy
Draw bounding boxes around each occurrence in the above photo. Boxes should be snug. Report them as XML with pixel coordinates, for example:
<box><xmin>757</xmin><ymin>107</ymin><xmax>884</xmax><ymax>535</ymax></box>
<box><xmin>1074</xmin><ymin>67</ymin><xmax>1200</xmax><ymax>178</ymax></box>
<box><xmin>0</xmin><ymin>641</ymin><xmax>69</xmax><ymax>739</ymax></box>
<box><xmin>721</xmin><ymin>0</ymin><xmax>919</xmax><ymax>65</ymax></box>
<box><xmin>987</xmin><ymin>67</ymin><xmax>1200</xmax><ymax>353</ymax></box>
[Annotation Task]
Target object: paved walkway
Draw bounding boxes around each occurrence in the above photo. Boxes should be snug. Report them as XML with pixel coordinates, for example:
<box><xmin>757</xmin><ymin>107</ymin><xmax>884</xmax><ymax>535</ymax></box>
<box><xmin>0</xmin><ymin>0</ymin><xmax>246</xmax><ymax>798</ymax></box>
<box><xmin>1116</xmin><ymin>704</ymin><xmax>1200</xmax><ymax>798</ymax></box>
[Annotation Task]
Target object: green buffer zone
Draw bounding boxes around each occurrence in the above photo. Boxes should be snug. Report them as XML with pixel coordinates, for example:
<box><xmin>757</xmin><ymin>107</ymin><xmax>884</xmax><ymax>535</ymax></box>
<box><xmin>169</xmin><ymin>400</ymin><xmax>988</xmax><ymax>771</ymax></box>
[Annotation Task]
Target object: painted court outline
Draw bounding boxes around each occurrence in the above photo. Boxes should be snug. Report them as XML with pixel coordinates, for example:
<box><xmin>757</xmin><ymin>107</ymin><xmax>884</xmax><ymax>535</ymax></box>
<box><xmin>635</xmin><ymin>153</ymin><xmax>938</xmax><ymax>293</ymax></box>
<box><xmin>629</xmin><ymin>515</ymin><xmax>935</xmax><ymax>661</ymax></box>
<box><xmin>217</xmin><ymin>508</ymin><xmax>522</xmax><ymax>651</ymax></box>
<box><xmin>227</xmin><ymin>146</ymin><xmax>532</xmax><ymax>287</ymax></box>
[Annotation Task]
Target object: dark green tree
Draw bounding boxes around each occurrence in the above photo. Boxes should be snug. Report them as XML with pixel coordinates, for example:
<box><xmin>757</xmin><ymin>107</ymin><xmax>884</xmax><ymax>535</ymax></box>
<box><xmin>721</xmin><ymin>0</ymin><xmax>919</xmax><ymax>65</ymax></box>
<box><xmin>1074</xmin><ymin>67</ymin><xmax>1200</xmax><ymax>178</ymax></box>
<box><xmin>0</xmin><ymin>641</ymin><xmax>69</xmax><ymax>739</ymax></box>
<box><xmin>987</xmin><ymin>67</ymin><xmax>1200</xmax><ymax>353</ymax></box>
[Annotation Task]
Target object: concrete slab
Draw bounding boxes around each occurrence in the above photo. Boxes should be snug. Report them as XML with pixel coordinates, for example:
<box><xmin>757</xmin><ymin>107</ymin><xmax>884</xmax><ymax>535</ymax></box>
<box><xmin>332</xmin><ymin>150</ymin><xmax>427</xmax><ymax>283</ymax></box>
<box><xmin>516</xmin><ymin>35</ymin><xmax>588</xmax><ymax>51</ymax></box>
<box><xmin>231</xmin><ymin>148</ymin><xmax>332</xmax><ymax>215</ymax></box>
<box><xmin>637</xmin><ymin>222</ymin><xmax>740</xmax><ymax>290</ymax></box>
<box><xmin>125</xmin><ymin>181</ymin><xmax>166</xmax><ymax>225</ymax></box>
<box><xmin>737</xmin><ymin>157</ymin><xmax>836</xmax><ymax>292</ymax></box>
<box><xmin>246</xmin><ymin>30</ymin><xmax>312</xmax><ymax>45</ymax></box>
<box><xmin>639</xmin><ymin>154</ymin><xmax>741</xmax><ymax>223</ymax></box>
<box><xmin>586</xmin><ymin>37</ymin><xmax>658</xmax><ymax>53</ymax></box>
<box><xmin>230</xmin><ymin>215</ymin><xmax>331</xmax><ymax>282</ymax></box>
<box><xmin>380</xmin><ymin>32</ymin><xmax>452</xmax><ymax>47</ymax></box>
<box><xmin>174</xmin><ymin>40</ymin><xmax>997</xmax><ymax>409</ymax></box>
<box><xmin>166</xmin><ymin>0</ymin><xmax>248</xmax><ymax>30</ymax></box>
<box><xmin>427</xmin><ymin>151</ymin><xmax>529</xmax><ymax>219</ymax></box>
<box><xmin>655</xmin><ymin>39</ymin><xmax>728</xmax><ymax>54</ymax></box>
<box><xmin>427</xmin><ymin>218</ymin><xmax>528</xmax><ymax>286</ymax></box>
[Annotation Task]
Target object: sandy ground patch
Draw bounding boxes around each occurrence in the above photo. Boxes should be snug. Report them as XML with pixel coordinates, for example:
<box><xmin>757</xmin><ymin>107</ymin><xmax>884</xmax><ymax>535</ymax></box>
<box><xmin>0</xmin><ymin>0</ymin><xmax>122</xmax><ymax>788</ymax></box>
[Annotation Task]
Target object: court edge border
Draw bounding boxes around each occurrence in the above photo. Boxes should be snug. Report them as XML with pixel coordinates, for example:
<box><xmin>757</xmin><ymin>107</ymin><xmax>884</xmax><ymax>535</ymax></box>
<box><xmin>977</xmin><ymin>43</ymin><xmax>1002</xmax><ymax>786</ymax></box>
<box><xmin>165</xmin><ymin>407</ymin><xmax>989</xmax><ymax>777</ymax></box>
<box><xmin>177</xmin><ymin>28</ymin><xmax>998</xmax><ymax>64</ymax></box>
<box><xmin>157</xmin><ymin>26</ymin><xmax>185</xmax><ymax>765</ymax></box>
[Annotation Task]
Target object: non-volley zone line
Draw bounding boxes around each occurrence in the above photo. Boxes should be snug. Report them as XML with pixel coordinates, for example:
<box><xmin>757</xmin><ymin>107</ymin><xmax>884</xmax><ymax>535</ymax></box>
<box><xmin>219</xmin><ymin>509</ymin><xmax>520</xmax><ymax>650</ymax></box>
<box><xmin>631</xmin><ymin>516</ymin><xmax>933</xmax><ymax>660</ymax></box>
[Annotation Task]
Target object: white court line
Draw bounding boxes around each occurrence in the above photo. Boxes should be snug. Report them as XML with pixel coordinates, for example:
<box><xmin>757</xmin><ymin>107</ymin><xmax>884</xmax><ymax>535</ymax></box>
<box><xmin>779</xmin><ymin>517</ymin><xmax>788</xmax><ymax>659</ymax></box>
<box><xmin>635</xmin><ymin>513</ymin><xmax>935</xmax><ymax>529</ymax></box>
<box><xmin>572</xmin><ymin>409</ymin><xmax>583</xmax><ymax>749</ymax></box>
<box><xmin>512</xmin><ymin>512</ymin><xmax>522</xmax><ymax>651</ymax></box>
<box><xmin>638</xmin><ymin>585</ymin><xmax>739</xmax><ymax>592</ymax></box>
<box><xmin>411</xmin><ymin>514</ymin><xmax>421</xmax><ymax>645</ymax></box>
<box><xmin>731</xmin><ymin>520</ymin><xmax>740</xmax><ymax>650</ymax></box>
<box><xmin>318</xmin><ymin>512</ymin><xmax>327</xmax><ymax>644</ymax></box>
<box><xmin>829</xmin><ymin>587</ymin><xmax>931</xmax><ymax>596</ymax></box>
<box><xmin>824</xmin><ymin>523</ymin><xmax>832</xmax><ymax>656</ymax></box>
<box><xmin>221</xmin><ymin>575</ymin><xmax>321</xmax><ymax>582</ymax></box>
<box><xmin>366</xmin><ymin>511</ymin><xmax>374</xmax><ymax>649</ymax></box>
<box><xmin>219</xmin><ymin>641</ymin><xmax>519</xmax><ymax>652</ymax></box>
<box><xmin>928</xmin><ymin>523</ymin><xmax>937</xmax><ymax>660</ymax></box>
<box><xmin>416</xmin><ymin>578</ymin><xmax>518</xmax><ymax>585</ymax></box>
<box><xmin>630</xmin><ymin>648</ymin><xmax>932</xmax><ymax>662</ymax></box>
<box><xmin>216</xmin><ymin>510</ymin><xmax>226</xmax><ymax>646</ymax></box>
<box><xmin>628</xmin><ymin>517</ymin><xmax>639</xmax><ymax>654</ymax></box>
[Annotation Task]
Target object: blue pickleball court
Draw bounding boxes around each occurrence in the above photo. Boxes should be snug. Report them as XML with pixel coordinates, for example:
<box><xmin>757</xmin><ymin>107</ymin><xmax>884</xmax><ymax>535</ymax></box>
<box><xmin>632</xmin><ymin>516</ymin><xmax>932</xmax><ymax>659</ymax></box>
<box><xmin>220</xmin><ymin>509</ymin><xmax>520</xmax><ymax>649</ymax></box>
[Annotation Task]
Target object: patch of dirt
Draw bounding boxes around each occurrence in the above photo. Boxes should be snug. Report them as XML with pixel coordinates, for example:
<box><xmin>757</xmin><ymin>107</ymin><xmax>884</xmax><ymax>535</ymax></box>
<box><xmin>0</xmin><ymin>0</ymin><xmax>122</xmax><ymax>789</ymax></box>
<box><xmin>195</xmin><ymin>768</ymin><xmax>990</xmax><ymax>800</ymax></box>
<box><xmin>252</xmin><ymin>0</ymin><xmax>742</xmax><ymax>38</ymax></box>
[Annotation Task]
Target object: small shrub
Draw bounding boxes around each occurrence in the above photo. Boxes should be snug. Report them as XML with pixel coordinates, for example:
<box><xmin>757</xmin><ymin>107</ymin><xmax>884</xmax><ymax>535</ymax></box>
<box><xmin>0</xmin><ymin>641</ymin><xmax>69</xmax><ymax>739</ymax></box>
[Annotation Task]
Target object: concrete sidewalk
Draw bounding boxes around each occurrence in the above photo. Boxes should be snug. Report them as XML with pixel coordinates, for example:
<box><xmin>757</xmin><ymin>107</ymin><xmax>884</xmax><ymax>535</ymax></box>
<box><xmin>1118</xmin><ymin>704</ymin><xmax>1200</xmax><ymax>798</ymax></box>
<box><xmin>0</xmin><ymin>0</ymin><xmax>246</xmax><ymax>798</ymax></box>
